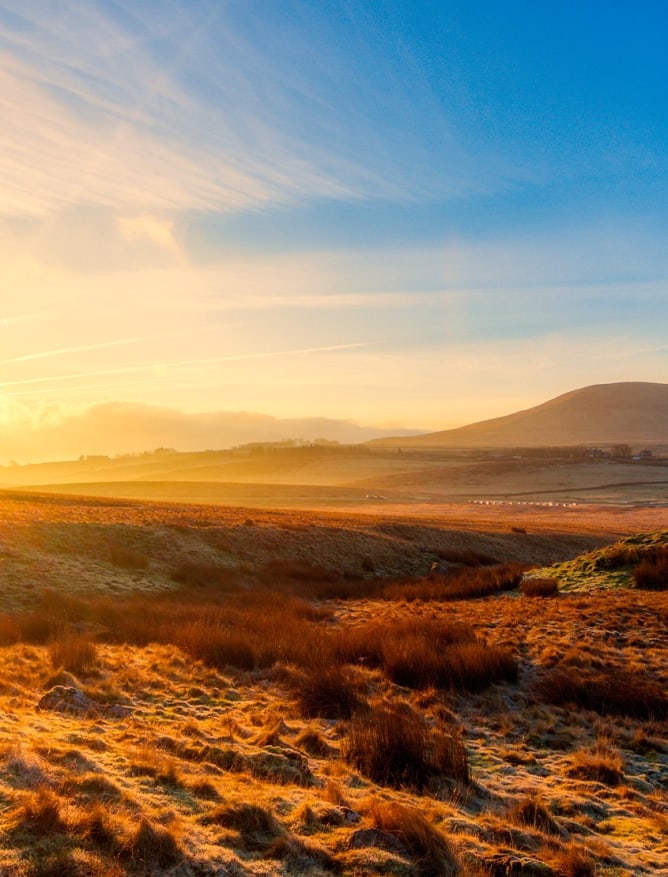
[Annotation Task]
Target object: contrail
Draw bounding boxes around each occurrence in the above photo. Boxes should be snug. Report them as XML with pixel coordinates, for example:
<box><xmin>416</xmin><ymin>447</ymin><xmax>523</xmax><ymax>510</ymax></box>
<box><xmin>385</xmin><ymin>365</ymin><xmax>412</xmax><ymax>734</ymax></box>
<box><xmin>0</xmin><ymin>341</ymin><xmax>373</xmax><ymax>389</ymax></box>
<box><xmin>0</xmin><ymin>337</ymin><xmax>145</xmax><ymax>365</ymax></box>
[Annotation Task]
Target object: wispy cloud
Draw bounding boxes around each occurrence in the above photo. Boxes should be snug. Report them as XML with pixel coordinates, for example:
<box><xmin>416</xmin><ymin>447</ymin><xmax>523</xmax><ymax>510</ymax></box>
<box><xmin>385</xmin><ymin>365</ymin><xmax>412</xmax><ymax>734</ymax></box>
<box><xmin>0</xmin><ymin>341</ymin><xmax>373</xmax><ymax>391</ymax></box>
<box><xmin>0</xmin><ymin>1</ymin><xmax>515</xmax><ymax>219</ymax></box>
<box><xmin>116</xmin><ymin>215</ymin><xmax>181</xmax><ymax>257</ymax></box>
<box><xmin>0</xmin><ymin>336</ymin><xmax>145</xmax><ymax>365</ymax></box>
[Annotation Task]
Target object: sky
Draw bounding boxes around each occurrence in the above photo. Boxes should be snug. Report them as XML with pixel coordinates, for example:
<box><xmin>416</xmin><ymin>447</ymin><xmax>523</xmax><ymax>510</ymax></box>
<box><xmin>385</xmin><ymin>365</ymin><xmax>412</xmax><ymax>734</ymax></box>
<box><xmin>1</xmin><ymin>0</ymin><xmax>668</xmax><ymax>461</ymax></box>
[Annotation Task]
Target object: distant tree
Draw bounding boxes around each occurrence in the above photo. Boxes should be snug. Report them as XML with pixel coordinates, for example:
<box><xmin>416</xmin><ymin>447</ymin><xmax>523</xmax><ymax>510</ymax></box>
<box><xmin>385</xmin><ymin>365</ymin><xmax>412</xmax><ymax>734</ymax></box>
<box><xmin>612</xmin><ymin>443</ymin><xmax>632</xmax><ymax>459</ymax></box>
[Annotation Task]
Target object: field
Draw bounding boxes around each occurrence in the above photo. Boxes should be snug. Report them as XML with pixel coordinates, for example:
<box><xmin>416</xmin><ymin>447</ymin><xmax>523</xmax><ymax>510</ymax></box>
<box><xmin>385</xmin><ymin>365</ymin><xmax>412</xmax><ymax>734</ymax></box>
<box><xmin>0</xmin><ymin>489</ymin><xmax>666</xmax><ymax>876</ymax></box>
<box><xmin>3</xmin><ymin>446</ymin><xmax>668</xmax><ymax>511</ymax></box>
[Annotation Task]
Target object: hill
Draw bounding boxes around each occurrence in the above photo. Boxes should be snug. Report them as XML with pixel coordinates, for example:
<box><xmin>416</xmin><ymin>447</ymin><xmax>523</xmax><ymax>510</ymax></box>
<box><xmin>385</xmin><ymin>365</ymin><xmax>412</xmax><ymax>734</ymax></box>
<box><xmin>374</xmin><ymin>382</ymin><xmax>668</xmax><ymax>448</ymax></box>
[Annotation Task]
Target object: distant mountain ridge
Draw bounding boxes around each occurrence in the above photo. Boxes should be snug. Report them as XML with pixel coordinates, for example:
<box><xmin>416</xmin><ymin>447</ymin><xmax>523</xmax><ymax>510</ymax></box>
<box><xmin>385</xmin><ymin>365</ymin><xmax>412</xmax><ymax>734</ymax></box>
<box><xmin>375</xmin><ymin>382</ymin><xmax>668</xmax><ymax>448</ymax></box>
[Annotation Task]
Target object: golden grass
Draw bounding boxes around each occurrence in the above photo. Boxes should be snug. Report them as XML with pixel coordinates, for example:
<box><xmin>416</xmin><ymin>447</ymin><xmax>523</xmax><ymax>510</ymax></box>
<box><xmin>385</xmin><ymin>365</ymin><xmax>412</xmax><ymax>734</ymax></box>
<box><xmin>0</xmin><ymin>492</ymin><xmax>666</xmax><ymax>876</ymax></box>
<box><xmin>49</xmin><ymin>632</ymin><xmax>98</xmax><ymax>674</ymax></box>
<box><xmin>520</xmin><ymin>576</ymin><xmax>559</xmax><ymax>597</ymax></box>
<box><xmin>343</xmin><ymin>702</ymin><xmax>470</xmax><ymax>790</ymax></box>
<box><xmin>368</xmin><ymin>799</ymin><xmax>461</xmax><ymax>876</ymax></box>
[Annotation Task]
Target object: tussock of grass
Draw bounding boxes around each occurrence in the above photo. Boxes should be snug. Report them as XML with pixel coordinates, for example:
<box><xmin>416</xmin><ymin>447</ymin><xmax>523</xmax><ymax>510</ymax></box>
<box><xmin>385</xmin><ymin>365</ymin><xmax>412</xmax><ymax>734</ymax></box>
<box><xmin>294</xmin><ymin>728</ymin><xmax>331</xmax><ymax>757</ymax></box>
<box><xmin>125</xmin><ymin>817</ymin><xmax>183</xmax><ymax>868</ymax></box>
<box><xmin>383</xmin><ymin>562</ymin><xmax>527</xmax><ymax>601</ymax></box>
<box><xmin>552</xmin><ymin>842</ymin><xmax>596</xmax><ymax>877</ymax></box>
<box><xmin>201</xmin><ymin>802</ymin><xmax>284</xmax><ymax>854</ymax></box>
<box><xmin>177</xmin><ymin>621</ymin><xmax>256</xmax><ymax>670</ymax></box>
<box><xmin>520</xmin><ymin>577</ymin><xmax>559</xmax><ymax>597</ymax></box>
<box><xmin>128</xmin><ymin>745</ymin><xmax>184</xmax><ymax>787</ymax></box>
<box><xmin>13</xmin><ymin>786</ymin><xmax>66</xmax><ymax>836</ymax></box>
<box><xmin>634</xmin><ymin>550</ymin><xmax>668</xmax><ymax>590</ymax></box>
<box><xmin>508</xmin><ymin>794</ymin><xmax>561</xmax><ymax>835</ymax></box>
<box><xmin>369</xmin><ymin>800</ymin><xmax>461</xmax><ymax>877</ymax></box>
<box><xmin>343</xmin><ymin>703</ymin><xmax>470</xmax><ymax>790</ymax></box>
<box><xmin>567</xmin><ymin>743</ymin><xmax>625</xmax><ymax>786</ymax></box>
<box><xmin>77</xmin><ymin>801</ymin><xmax>121</xmax><ymax>851</ymax></box>
<box><xmin>291</xmin><ymin>663</ymin><xmax>365</xmax><ymax>719</ymax></box>
<box><xmin>385</xmin><ymin>639</ymin><xmax>517</xmax><ymax>692</ymax></box>
<box><xmin>535</xmin><ymin>666</ymin><xmax>667</xmax><ymax>719</ymax></box>
<box><xmin>330</xmin><ymin>617</ymin><xmax>515</xmax><ymax>693</ymax></box>
<box><xmin>49</xmin><ymin>633</ymin><xmax>98</xmax><ymax>674</ymax></box>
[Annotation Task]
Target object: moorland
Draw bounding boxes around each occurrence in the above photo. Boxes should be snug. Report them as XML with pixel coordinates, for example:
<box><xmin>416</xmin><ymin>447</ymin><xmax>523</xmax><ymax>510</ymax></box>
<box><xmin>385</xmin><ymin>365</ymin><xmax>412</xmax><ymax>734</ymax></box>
<box><xmin>0</xmin><ymin>481</ymin><xmax>666</xmax><ymax>876</ymax></box>
<box><xmin>0</xmin><ymin>384</ymin><xmax>666</xmax><ymax>875</ymax></box>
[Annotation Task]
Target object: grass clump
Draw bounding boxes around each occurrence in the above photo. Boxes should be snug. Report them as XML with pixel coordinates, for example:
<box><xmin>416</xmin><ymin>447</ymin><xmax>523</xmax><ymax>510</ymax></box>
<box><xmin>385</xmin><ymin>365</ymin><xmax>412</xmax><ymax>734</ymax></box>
<box><xmin>383</xmin><ymin>637</ymin><xmax>517</xmax><ymax>692</ymax></box>
<box><xmin>291</xmin><ymin>663</ymin><xmax>365</xmax><ymax>719</ymax></box>
<box><xmin>369</xmin><ymin>800</ymin><xmax>460</xmax><ymax>877</ymax></box>
<box><xmin>567</xmin><ymin>742</ymin><xmax>625</xmax><ymax>786</ymax></box>
<box><xmin>201</xmin><ymin>802</ymin><xmax>284</xmax><ymax>853</ymax></box>
<box><xmin>49</xmin><ymin>632</ymin><xmax>98</xmax><ymax>674</ymax></box>
<box><xmin>333</xmin><ymin>618</ymin><xmax>516</xmax><ymax>693</ymax></box>
<box><xmin>383</xmin><ymin>562</ymin><xmax>527</xmax><ymax>602</ymax></box>
<box><xmin>535</xmin><ymin>666</ymin><xmax>667</xmax><ymax>719</ymax></box>
<box><xmin>521</xmin><ymin>577</ymin><xmax>559</xmax><ymax>597</ymax></box>
<box><xmin>553</xmin><ymin>842</ymin><xmax>596</xmax><ymax>877</ymax></box>
<box><xmin>176</xmin><ymin>621</ymin><xmax>256</xmax><ymax>670</ymax></box>
<box><xmin>294</xmin><ymin>728</ymin><xmax>331</xmax><ymax>757</ymax></box>
<box><xmin>343</xmin><ymin>703</ymin><xmax>469</xmax><ymax>790</ymax></box>
<box><xmin>13</xmin><ymin>786</ymin><xmax>66</xmax><ymax>836</ymax></box>
<box><xmin>508</xmin><ymin>794</ymin><xmax>561</xmax><ymax>835</ymax></box>
<box><xmin>633</xmin><ymin>549</ymin><xmax>668</xmax><ymax>589</ymax></box>
<box><xmin>125</xmin><ymin>817</ymin><xmax>183</xmax><ymax>868</ymax></box>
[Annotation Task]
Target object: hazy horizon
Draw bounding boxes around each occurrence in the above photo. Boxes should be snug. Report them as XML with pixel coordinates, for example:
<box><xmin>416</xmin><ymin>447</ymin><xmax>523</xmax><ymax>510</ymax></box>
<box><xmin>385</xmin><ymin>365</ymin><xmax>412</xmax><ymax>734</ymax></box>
<box><xmin>0</xmin><ymin>401</ymin><xmax>429</xmax><ymax>465</ymax></box>
<box><xmin>2</xmin><ymin>2</ymin><xmax>667</xmax><ymax>459</ymax></box>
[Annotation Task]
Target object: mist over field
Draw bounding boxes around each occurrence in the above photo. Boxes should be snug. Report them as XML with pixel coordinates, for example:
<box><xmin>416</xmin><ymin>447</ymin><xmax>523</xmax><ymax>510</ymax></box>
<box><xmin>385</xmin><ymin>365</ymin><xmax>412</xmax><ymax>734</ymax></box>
<box><xmin>0</xmin><ymin>401</ymin><xmax>421</xmax><ymax>465</ymax></box>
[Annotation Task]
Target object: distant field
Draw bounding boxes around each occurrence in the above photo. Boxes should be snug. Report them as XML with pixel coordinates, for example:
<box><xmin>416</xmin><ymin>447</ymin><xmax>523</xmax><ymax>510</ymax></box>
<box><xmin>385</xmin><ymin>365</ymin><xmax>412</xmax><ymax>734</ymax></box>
<box><xmin>3</xmin><ymin>449</ymin><xmax>668</xmax><ymax>515</ymax></box>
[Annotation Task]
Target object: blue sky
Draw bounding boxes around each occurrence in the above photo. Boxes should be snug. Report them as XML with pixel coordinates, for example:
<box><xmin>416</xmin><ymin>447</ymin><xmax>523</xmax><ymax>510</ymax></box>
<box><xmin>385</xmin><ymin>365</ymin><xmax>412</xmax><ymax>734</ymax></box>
<box><xmin>1</xmin><ymin>0</ymin><xmax>667</xmax><ymax>458</ymax></box>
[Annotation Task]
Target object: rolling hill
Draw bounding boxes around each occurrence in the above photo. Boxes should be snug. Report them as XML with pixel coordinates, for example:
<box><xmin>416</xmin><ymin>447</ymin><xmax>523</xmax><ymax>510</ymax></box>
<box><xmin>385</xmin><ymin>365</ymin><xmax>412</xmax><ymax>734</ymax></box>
<box><xmin>375</xmin><ymin>382</ymin><xmax>668</xmax><ymax>448</ymax></box>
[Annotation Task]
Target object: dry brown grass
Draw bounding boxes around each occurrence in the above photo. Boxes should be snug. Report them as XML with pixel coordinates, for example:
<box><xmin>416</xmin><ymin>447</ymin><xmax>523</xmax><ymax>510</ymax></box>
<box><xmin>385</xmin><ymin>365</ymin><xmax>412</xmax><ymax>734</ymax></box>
<box><xmin>534</xmin><ymin>665</ymin><xmax>667</xmax><ymax>719</ymax></box>
<box><xmin>368</xmin><ymin>799</ymin><xmax>461</xmax><ymax>876</ymax></box>
<box><xmin>520</xmin><ymin>576</ymin><xmax>559</xmax><ymax>597</ymax></box>
<box><xmin>382</xmin><ymin>561</ymin><xmax>527</xmax><ymax>601</ymax></box>
<box><xmin>634</xmin><ymin>549</ymin><xmax>668</xmax><ymax>589</ymax></box>
<box><xmin>343</xmin><ymin>702</ymin><xmax>470</xmax><ymax>790</ymax></box>
<box><xmin>507</xmin><ymin>793</ymin><xmax>562</xmax><ymax>836</ymax></box>
<box><xmin>12</xmin><ymin>785</ymin><xmax>66</xmax><ymax>835</ymax></box>
<box><xmin>177</xmin><ymin>620</ymin><xmax>257</xmax><ymax>670</ymax></box>
<box><xmin>124</xmin><ymin>817</ymin><xmax>183</xmax><ymax>869</ymax></box>
<box><xmin>200</xmin><ymin>801</ymin><xmax>283</xmax><ymax>851</ymax></box>
<box><xmin>49</xmin><ymin>632</ymin><xmax>98</xmax><ymax>674</ymax></box>
<box><xmin>290</xmin><ymin>663</ymin><xmax>366</xmax><ymax>719</ymax></box>
<box><xmin>384</xmin><ymin>638</ymin><xmax>518</xmax><ymax>692</ymax></box>
<box><xmin>567</xmin><ymin>741</ymin><xmax>625</xmax><ymax>786</ymax></box>
<box><xmin>552</xmin><ymin>842</ymin><xmax>596</xmax><ymax>877</ymax></box>
<box><xmin>0</xmin><ymin>492</ymin><xmax>666</xmax><ymax>877</ymax></box>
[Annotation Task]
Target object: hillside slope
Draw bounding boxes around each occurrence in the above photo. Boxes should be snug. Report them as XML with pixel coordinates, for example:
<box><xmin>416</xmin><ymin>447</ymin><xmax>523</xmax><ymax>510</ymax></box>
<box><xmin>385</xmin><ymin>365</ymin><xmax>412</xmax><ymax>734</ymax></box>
<box><xmin>376</xmin><ymin>382</ymin><xmax>668</xmax><ymax>448</ymax></box>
